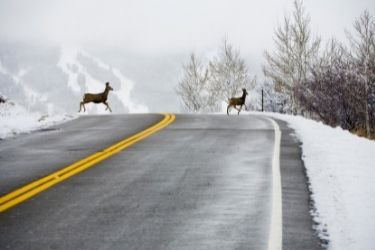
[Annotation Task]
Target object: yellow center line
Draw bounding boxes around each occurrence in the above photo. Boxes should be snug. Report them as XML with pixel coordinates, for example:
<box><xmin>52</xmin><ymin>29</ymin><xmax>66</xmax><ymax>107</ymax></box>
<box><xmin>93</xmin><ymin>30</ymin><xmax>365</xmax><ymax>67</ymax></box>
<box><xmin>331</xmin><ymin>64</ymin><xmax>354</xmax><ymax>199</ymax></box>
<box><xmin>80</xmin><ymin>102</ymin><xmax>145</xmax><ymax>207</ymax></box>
<box><xmin>0</xmin><ymin>113</ymin><xmax>176</xmax><ymax>213</ymax></box>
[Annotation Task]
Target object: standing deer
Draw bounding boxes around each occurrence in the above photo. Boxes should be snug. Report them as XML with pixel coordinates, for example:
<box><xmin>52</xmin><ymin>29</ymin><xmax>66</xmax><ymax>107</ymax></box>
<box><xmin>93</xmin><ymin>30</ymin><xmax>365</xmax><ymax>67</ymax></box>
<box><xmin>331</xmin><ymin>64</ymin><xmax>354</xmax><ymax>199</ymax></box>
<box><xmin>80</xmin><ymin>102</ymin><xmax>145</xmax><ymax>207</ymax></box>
<box><xmin>79</xmin><ymin>82</ymin><xmax>113</xmax><ymax>113</ymax></box>
<box><xmin>227</xmin><ymin>88</ymin><xmax>248</xmax><ymax>115</ymax></box>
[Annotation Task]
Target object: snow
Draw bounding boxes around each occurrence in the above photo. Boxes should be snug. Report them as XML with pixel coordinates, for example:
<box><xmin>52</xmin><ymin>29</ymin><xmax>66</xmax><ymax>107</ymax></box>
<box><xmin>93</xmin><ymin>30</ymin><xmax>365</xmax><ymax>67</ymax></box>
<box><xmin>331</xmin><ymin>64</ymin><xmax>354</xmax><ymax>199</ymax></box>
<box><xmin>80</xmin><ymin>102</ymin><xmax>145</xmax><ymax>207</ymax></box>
<box><xmin>2</xmin><ymin>100</ymin><xmax>374</xmax><ymax>249</ymax></box>
<box><xmin>0</xmin><ymin>59</ymin><xmax>53</xmax><ymax>110</ymax></box>
<box><xmin>266</xmin><ymin>112</ymin><xmax>375</xmax><ymax>250</ymax></box>
<box><xmin>57</xmin><ymin>47</ymin><xmax>148</xmax><ymax>113</ymax></box>
<box><xmin>0</xmin><ymin>99</ymin><xmax>76</xmax><ymax>139</ymax></box>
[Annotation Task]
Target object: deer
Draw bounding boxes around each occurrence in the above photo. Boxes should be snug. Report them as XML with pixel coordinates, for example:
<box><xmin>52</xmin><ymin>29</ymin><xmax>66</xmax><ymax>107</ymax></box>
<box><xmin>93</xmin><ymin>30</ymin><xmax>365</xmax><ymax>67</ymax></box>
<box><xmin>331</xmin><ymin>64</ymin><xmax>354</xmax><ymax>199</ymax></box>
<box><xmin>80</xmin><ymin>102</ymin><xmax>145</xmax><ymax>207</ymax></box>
<box><xmin>79</xmin><ymin>82</ymin><xmax>113</xmax><ymax>113</ymax></box>
<box><xmin>227</xmin><ymin>88</ymin><xmax>248</xmax><ymax>115</ymax></box>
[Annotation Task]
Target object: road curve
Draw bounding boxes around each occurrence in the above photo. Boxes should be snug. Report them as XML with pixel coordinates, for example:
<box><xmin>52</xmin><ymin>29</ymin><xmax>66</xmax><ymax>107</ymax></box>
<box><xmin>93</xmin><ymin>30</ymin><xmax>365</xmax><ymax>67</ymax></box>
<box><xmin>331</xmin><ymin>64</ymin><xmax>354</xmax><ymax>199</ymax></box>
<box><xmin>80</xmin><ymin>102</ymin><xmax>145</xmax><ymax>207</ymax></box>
<box><xmin>0</xmin><ymin>114</ymin><xmax>320</xmax><ymax>250</ymax></box>
<box><xmin>0</xmin><ymin>114</ymin><xmax>174</xmax><ymax>213</ymax></box>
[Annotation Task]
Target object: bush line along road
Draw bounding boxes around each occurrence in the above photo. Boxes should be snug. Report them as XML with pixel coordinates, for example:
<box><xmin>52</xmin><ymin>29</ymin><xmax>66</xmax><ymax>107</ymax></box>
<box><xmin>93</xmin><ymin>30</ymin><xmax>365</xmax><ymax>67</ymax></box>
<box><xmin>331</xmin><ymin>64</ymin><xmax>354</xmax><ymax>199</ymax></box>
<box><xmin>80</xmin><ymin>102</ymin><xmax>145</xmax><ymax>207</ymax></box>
<box><xmin>0</xmin><ymin>114</ymin><xmax>320</xmax><ymax>250</ymax></box>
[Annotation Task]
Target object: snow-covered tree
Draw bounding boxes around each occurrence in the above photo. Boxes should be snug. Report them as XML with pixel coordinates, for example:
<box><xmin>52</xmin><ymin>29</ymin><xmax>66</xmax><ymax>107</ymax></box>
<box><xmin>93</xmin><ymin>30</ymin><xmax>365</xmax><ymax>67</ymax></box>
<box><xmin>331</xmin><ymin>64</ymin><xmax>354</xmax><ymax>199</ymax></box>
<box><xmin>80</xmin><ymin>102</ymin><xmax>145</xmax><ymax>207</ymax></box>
<box><xmin>176</xmin><ymin>40</ymin><xmax>256</xmax><ymax>113</ymax></box>
<box><xmin>176</xmin><ymin>53</ymin><xmax>211</xmax><ymax>112</ymax></box>
<box><xmin>263</xmin><ymin>0</ymin><xmax>320</xmax><ymax>114</ymax></box>
<box><xmin>209</xmin><ymin>39</ymin><xmax>255</xmax><ymax>108</ymax></box>
<box><xmin>262</xmin><ymin>80</ymin><xmax>288</xmax><ymax>113</ymax></box>
<box><xmin>346</xmin><ymin>10</ymin><xmax>375</xmax><ymax>137</ymax></box>
<box><xmin>296</xmin><ymin>40</ymin><xmax>361</xmax><ymax>129</ymax></box>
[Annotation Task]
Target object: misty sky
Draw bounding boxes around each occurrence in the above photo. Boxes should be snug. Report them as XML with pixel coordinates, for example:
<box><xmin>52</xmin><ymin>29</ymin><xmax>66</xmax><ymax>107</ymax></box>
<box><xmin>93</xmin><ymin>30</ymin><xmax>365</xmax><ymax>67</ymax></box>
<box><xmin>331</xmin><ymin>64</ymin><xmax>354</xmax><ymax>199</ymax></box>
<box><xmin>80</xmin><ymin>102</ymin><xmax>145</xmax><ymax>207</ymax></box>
<box><xmin>0</xmin><ymin>0</ymin><xmax>374</xmax><ymax>60</ymax></box>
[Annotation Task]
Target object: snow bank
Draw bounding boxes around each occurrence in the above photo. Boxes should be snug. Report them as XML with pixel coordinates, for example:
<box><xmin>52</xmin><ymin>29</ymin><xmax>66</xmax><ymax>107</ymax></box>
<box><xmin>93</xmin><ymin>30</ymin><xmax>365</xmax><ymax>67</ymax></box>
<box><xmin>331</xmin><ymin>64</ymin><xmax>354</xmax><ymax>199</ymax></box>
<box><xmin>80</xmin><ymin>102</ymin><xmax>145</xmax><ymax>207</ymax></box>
<box><xmin>267</xmin><ymin>112</ymin><xmax>375</xmax><ymax>250</ymax></box>
<box><xmin>0</xmin><ymin>99</ymin><xmax>76</xmax><ymax>139</ymax></box>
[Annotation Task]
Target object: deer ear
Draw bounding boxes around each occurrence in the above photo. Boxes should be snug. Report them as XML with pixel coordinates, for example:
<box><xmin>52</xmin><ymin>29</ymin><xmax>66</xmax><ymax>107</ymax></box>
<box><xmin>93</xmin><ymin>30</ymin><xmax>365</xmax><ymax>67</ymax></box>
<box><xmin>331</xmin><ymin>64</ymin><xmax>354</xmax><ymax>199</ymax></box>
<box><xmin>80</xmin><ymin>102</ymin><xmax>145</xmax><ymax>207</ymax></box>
<box><xmin>106</xmin><ymin>82</ymin><xmax>109</xmax><ymax>86</ymax></box>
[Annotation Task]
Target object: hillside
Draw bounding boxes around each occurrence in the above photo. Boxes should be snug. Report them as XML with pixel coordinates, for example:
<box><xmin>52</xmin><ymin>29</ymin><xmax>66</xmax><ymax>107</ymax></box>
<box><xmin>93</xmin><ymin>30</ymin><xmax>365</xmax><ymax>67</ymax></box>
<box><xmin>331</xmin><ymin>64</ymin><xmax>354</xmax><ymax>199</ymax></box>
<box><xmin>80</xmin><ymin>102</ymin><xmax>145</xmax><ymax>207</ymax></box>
<box><xmin>0</xmin><ymin>42</ymin><xmax>183</xmax><ymax>114</ymax></box>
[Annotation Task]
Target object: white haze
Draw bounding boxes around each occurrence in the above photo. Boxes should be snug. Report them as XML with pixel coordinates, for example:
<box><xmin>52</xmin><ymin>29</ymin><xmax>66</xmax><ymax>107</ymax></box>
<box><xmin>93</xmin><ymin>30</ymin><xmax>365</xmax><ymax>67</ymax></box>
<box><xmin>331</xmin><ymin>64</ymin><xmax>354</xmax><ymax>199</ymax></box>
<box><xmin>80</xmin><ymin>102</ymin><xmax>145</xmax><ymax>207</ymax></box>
<box><xmin>0</xmin><ymin>0</ymin><xmax>374</xmax><ymax>113</ymax></box>
<box><xmin>0</xmin><ymin>0</ymin><xmax>374</xmax><ymax>55</ymax></box>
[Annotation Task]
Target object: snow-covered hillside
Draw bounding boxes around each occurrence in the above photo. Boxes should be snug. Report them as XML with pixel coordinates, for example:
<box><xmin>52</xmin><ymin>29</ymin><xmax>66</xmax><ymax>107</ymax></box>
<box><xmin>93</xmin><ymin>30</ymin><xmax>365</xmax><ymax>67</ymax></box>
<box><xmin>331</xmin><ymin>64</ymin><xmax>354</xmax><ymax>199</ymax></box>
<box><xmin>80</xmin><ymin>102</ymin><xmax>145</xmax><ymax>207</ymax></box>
<box><xmin>268</xmin><ymin>113</ymin><xmax>375</xmax><ymax>250</ymax></box>
<box><xmin>0</xmin><ymin>96</ymin><xmax>75</xmax><ymax>139</ymax></box>
<box><xmin>0</xmin><ymin>42</ymin><xmax>148</xmax><ymax>114</ymax></box>
<box><xmin>57</xmin><ymin>47</ymin><xmax>148</xmax><ymax>113</ymax></box>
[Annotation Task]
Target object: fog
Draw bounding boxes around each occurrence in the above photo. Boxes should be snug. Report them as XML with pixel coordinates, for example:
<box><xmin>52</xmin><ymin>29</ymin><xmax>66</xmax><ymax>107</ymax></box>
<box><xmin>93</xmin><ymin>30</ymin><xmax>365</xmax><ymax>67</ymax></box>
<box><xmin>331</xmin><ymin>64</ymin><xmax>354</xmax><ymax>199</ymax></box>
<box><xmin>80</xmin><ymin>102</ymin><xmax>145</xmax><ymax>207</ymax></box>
<box><xmin>1</xmin><ymin>0</ymin><xmax>374</xmax><ymax>54</ymax></box>
<box><xmin>0</xmin><ymin>0</ymin><xmax>374</xmax><ymax>113</ymax></box>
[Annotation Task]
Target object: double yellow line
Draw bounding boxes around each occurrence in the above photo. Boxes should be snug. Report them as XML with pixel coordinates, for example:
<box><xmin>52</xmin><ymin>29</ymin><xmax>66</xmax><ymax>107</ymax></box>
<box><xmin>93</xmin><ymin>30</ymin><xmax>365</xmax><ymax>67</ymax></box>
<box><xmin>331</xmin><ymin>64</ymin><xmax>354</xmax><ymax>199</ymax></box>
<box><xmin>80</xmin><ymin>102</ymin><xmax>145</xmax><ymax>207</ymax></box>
<box><xmin>0</xmin><ymin>113</ymin><xmax>175</xmax><ymax>213</ymax></box>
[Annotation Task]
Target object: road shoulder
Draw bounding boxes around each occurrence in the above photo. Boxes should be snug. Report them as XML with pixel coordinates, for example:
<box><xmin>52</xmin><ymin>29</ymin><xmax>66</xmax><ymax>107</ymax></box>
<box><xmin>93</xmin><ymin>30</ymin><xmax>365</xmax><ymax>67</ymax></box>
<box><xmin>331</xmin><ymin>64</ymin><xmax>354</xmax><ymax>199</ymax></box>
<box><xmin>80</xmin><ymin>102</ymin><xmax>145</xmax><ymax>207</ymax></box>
<box><xmin>273</xmin><ymin>118</ymin><xmax>321</xmax><ymax>249</ymax></box>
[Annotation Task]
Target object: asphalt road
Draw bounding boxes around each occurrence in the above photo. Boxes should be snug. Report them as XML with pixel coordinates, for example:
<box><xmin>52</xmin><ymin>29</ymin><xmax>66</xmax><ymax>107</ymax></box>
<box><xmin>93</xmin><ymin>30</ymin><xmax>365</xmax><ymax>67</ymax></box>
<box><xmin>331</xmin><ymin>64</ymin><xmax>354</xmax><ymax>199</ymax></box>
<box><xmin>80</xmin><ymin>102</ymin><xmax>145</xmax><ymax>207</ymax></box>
<box><xmin>0</xmin><ymin>114</ymin><xmax>320</xmax><ymax>250</ymax></box>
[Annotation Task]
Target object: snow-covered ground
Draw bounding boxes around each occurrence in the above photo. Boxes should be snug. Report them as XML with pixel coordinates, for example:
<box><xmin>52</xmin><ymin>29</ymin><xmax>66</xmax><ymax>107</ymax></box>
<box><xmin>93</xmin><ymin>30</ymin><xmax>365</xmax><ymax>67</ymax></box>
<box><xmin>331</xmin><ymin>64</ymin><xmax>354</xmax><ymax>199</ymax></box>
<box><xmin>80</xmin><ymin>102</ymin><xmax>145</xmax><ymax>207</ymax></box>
<box><xmin>0</xmin><ymin>99</ymin><xmax>76</xmax><ymax>139</ymax></box>
<box><xmin>266</xmin><ymin>112</ymin><xmax>375</xmax><ymax>250</ymax></box>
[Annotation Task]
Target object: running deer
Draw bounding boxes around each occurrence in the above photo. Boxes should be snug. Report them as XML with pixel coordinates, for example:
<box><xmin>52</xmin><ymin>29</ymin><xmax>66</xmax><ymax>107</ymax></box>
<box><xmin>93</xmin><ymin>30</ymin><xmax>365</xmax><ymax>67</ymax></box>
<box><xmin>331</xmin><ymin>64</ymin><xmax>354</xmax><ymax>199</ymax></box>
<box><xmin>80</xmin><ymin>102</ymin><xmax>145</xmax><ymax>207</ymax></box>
<box><xmin>227</xmin><ymin>88</ymin><xmax>248</xmax><ymax>115</ymax></box>
<box><xmin>79</xmin><ymin>82</ymin><xmax>113</xmax><ymax>112</ymax></box>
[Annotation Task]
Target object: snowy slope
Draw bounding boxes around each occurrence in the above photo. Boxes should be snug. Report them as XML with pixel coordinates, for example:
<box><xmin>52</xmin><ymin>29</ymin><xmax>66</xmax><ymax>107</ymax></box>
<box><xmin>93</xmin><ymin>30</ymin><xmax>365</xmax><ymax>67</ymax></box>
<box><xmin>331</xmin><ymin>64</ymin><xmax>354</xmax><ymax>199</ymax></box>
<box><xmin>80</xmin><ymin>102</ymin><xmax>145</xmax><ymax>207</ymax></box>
<box><xmin>0</xmin><ymin>59</ymin><xmax>55</xmax><ymax>113</ymax></box>
<box><xmin>0</xmin><ymin>97</ymin><xmax>75</xmax><ymax>139</ymax></box>
<box><xmin>57</xmin><ymin>47</ymin><xmax>148</xmax><ymax>114</ymax></box>
<box><xmin>267</xmin><ymin>112</ymin><xmax>375</xmax><ymax>250</ymax></box>
<box><xmin>0</xmin><ymin>43</ymin><xmax>148</xmax><ymax>115</ymax></box>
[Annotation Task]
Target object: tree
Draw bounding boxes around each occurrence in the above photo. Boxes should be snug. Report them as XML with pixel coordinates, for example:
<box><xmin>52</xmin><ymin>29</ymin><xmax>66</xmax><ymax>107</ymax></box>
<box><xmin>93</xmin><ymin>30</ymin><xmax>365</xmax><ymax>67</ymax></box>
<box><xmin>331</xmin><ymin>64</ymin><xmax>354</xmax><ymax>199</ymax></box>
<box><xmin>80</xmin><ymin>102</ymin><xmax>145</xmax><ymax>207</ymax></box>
<box><xmin>346</xmin><ymin>10</ymin><xmax>375</xmax><ymax>137</ymax></box>
<box><xmin>176</xmin><ymin>40</ymin><xmax>256</xmax><ymax>113</ymax></box>
<box><xmin>209</xmin><ymin>39</ymin><xmax>255</xmax><ymax>110</ymax></box>
<box><xmin>263</xmin><ymin>0</ymin><xmax>320</xmax><ymax>114</ymax></box>
<box><xmin>296</xmin><ymin>40</ymin><xmax>363</xmax><ymax>130</ymax></box>
<box><xmin>176</xmin><ymin>53</ymin><xmax>210</xmax><ymax>112</ymax></box>
<box><xmin>262</xmin><ymin>80</ymin><xmax>289</xmax><ymax>113</ymax></box>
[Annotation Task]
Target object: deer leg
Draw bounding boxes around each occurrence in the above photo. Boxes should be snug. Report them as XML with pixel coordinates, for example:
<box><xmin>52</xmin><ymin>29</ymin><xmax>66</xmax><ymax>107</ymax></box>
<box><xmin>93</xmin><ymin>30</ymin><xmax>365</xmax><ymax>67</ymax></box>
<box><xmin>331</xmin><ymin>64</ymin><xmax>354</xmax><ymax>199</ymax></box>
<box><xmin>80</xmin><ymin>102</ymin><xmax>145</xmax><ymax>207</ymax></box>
<box><xmin>79</xmin><ymin>102</ymin><xmax>85</xmax><ymax>112</ymax></box>
<box><xmin>238</xmin><ymin>105</ymin><xmax>243</xmax><ymax>115</ymax></box>
<box><xmin>104</xmin><ymin>102</ymin><xmax>112</xmax><ymax>112</ymax></box>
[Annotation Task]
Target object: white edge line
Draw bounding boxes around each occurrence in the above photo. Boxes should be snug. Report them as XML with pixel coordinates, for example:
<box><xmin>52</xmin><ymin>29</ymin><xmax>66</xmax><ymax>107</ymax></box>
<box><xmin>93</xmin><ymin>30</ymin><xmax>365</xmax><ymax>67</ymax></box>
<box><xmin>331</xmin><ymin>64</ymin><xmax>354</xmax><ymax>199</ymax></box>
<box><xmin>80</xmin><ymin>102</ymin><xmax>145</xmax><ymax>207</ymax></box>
<box><xmin>266</xmin><ymin>117</ymin><xmax>283</xmax><ymax>250</ymax></box>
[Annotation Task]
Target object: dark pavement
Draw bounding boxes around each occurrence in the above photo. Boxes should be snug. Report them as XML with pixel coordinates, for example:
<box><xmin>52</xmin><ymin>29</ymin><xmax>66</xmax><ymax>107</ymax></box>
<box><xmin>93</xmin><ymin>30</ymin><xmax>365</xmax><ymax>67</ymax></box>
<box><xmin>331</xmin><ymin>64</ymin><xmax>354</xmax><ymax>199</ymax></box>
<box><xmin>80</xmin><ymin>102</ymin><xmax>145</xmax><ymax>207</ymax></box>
<box><xmin>0</xmin><ymin>114</ymin><xmax>320</xmax><ymax>250</ymax></box>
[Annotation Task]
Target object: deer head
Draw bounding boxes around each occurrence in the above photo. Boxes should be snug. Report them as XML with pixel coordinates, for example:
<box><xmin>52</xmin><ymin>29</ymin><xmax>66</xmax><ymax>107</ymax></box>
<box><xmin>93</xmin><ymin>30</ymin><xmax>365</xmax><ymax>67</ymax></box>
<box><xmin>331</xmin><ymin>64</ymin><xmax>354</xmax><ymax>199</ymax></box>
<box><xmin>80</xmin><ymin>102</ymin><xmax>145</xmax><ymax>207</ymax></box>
<box><xmin>106</xmin><ymin>82</ymin><xmax>114</xmax><ymax>91</ymax></box>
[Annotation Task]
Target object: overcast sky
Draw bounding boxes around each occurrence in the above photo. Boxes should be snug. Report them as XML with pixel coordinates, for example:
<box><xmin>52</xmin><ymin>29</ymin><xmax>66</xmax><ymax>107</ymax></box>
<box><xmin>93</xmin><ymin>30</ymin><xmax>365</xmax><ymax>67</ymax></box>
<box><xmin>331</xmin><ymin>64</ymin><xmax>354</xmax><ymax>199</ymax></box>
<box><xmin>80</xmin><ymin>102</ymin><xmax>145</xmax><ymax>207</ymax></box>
<box><xmin>0</xmin><ymin>0</ymin><xmax>374</xmax><ymax>57</ymax></box>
